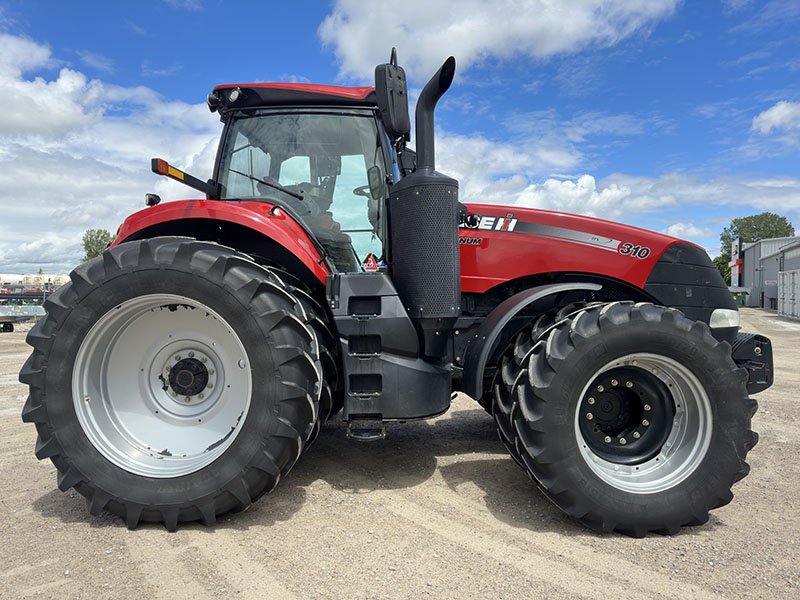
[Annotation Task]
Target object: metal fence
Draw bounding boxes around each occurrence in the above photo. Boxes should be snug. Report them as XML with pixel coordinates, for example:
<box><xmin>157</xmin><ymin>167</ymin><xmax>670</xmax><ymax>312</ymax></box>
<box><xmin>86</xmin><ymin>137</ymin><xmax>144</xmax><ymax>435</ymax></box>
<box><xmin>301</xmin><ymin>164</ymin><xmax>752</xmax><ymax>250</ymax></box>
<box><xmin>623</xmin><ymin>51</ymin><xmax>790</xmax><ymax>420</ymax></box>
<box><xmin>778</xmin><ymin>270</ymin><xmax>800</xmax><ymax>320</ymax></box>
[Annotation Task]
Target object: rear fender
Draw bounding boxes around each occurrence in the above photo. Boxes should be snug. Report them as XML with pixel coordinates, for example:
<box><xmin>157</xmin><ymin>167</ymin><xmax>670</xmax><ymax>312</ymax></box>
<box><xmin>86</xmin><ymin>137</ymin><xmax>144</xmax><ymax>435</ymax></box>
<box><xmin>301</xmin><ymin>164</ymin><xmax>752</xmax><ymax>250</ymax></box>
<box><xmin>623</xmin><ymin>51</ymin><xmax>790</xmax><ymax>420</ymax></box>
<box><xmin>113</xmin><ymin>199</ymin><xmax>329</xmax><ymax>284</ymax></box>
<box><xmin>461</xmin><ymin>282</ymin><xmax>601</xmax><ymax>399</ymax></box>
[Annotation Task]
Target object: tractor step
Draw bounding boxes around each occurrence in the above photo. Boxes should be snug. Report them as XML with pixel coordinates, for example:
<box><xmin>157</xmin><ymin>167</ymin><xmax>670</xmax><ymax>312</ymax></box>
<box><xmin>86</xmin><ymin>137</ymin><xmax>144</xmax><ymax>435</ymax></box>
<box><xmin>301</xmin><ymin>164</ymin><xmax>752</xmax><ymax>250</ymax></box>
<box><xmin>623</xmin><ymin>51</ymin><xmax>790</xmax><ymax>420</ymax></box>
<box><xmin>346</xmin><ymin>419</ymin><xmax>386</xmax><ymax>442</ymax></box>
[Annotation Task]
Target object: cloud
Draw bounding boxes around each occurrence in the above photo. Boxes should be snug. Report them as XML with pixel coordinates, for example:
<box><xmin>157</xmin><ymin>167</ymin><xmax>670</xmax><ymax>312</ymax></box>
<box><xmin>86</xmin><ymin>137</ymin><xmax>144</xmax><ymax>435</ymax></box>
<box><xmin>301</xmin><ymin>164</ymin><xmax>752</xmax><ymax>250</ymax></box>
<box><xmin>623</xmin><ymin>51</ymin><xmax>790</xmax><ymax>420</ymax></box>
<box><xmin>0</xmin><ymin>33</ymin><xmax>220</xmax><ymax>273</ymax></box>
<box><xmin>752</xmin><ymin>100</ymin><xmax>800</xmax><ymax>134</ymax></box>
<box><xmin>318</xmin><ymin>0</ymin><xmax>679</xmax><ymax>82</ymax></box>
<box><xmin>721</xmin><ymin>0</ymin><xmax>754</xmax><ymax>15</ymax></box>
<box><xmin>141</xmin><ymin>60</ymin><xmax>183</xmax><ymax>77</ymax></box>
<box><xmin>77</xmin><ymin>50</ymin><xmax>115</xmax><ymax>73</ymax></box>
<box><xmin>660</xmin><ymin>222</ymin><xmax>714</xmax><ymax>238</ymax></box>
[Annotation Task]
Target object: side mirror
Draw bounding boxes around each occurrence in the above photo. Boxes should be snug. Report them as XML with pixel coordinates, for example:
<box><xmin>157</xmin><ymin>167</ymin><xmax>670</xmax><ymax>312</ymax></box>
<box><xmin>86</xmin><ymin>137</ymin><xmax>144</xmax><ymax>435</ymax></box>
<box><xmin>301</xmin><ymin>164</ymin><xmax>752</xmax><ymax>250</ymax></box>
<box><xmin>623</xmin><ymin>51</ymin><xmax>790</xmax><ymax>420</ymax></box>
<box><xmin>374</xmin><ymin>48</ymin><xmax>410</xmax><ymax>142</ymax></box>
<box><xmin>367</xmin><ymin>166</ymin><xmax>383</xmax><ymax>200</ymax></box>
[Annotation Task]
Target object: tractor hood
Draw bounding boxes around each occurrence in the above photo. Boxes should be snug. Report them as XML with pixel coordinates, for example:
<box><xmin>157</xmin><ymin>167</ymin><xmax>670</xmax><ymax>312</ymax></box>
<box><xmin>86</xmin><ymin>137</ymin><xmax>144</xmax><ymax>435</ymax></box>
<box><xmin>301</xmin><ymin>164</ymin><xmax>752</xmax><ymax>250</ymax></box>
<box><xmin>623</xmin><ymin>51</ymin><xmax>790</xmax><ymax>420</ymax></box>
<box><xmin>458</xmin><ymin>203</ymin><xmax>692</xmax><ymax>294</ymax></box>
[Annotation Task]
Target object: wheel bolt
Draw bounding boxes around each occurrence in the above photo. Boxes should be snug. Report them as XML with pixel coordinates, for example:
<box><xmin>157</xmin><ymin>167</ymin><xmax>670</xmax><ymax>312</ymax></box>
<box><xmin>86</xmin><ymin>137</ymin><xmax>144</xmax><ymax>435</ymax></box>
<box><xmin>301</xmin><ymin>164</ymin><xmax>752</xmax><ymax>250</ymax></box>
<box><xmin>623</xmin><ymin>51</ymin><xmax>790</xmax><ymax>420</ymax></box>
<box><xmin>597</xmin><ymin>385</ymin><xmax>604</xmax><ymax>392</ymax></box>
<box><xmin>174</xmin><ymin>355</ymin><xmax>181</xmax><ymax>361</ymax></box>
<box><xmin>171</xmin><ymin>391</ymin><xmax>177</xmax><ymax>397</ymax></box>
<box><xmin>644</xmin><ymin>404</ymin><xmax>651</xmax><ymax>411</ymax></box>
<box><xmin>185</xmin><ymin>396</ymin><xmax>191</xmax><ymax>402</ymax></box>
<box><xmin>642</xmin><ymin>419</ymin><xmax>649</xmax><ymax>427</ymax></box>
<box><xmin>166</xmin><ymin>366</ymin><xmax>171</xmax><ymax>372</ymax></box>
<box><xmin>189</xmin><ymin>351</ymin><xmax>195</xmax><ymax>358</ymax></box>
<box><xmin>604</xmin><ymin>436</ymin><xmax>612</xmax><ymax>443</ymax></box>
<box><xmin>587</xmin><ymin>397</ymin><xmax>595</xmax><ymax>405</ymax></box>
<box><xmin>633</xmin><ymin>431</ymin><xmax>641</xmax><ymax>439</ymax></box>
<box><xmin>201</xmin><ymin>357</ymin><xmax>207</xmax><ymax>363</ymax></box>
<box><xmin>620</xmin><ymin>438</ymin><xmax>627</xmax><ymax>445</ymax></box>
<box><xmin>209</xmin><ymin>369</ymin><xmax>215</xmax><ymax>375</ymax></box>
<box><xmin>586</xmin><ymin>413</ymin><xmax>594</xmax><ymax>420</ymax></box>
<box><xmin>626</xmin><ymin>381</ymin><xmax>633</xmax><ymax>388</ymax></box>
<box><xmin>207</xmin><ymin>383</ymin><xmax>213</xmax><ymax>389</ymax></box>
<box><xmin>611</xmin><ymin>379</ymin><xmax>618</xmax><ymax>386</ymax></box>
<box><xmin>198</xmin><ymin>393</ymin><xmax>204</xmax><ymax>400</ymax></box>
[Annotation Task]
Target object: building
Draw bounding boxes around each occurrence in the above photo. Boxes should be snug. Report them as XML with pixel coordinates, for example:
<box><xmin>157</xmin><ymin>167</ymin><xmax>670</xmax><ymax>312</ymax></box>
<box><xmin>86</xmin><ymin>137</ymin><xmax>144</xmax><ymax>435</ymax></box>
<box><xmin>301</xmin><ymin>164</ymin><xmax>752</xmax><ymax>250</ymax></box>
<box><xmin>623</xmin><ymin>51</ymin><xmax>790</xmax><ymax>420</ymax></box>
<box><xmin>729</xmin><ymin>236</ymin><xmax>800</xmax><ymax>308</ymax></box>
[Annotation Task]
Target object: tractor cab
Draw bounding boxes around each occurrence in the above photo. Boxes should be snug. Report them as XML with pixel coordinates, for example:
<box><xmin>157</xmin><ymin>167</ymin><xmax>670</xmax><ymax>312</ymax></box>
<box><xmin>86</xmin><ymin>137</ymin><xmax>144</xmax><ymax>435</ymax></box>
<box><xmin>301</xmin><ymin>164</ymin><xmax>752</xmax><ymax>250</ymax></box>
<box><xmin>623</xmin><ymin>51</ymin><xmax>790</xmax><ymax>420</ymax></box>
<box><xmin>208</xmin><ymin>85</ymin><xmax>391</xmax><ymax>273</ymax></box>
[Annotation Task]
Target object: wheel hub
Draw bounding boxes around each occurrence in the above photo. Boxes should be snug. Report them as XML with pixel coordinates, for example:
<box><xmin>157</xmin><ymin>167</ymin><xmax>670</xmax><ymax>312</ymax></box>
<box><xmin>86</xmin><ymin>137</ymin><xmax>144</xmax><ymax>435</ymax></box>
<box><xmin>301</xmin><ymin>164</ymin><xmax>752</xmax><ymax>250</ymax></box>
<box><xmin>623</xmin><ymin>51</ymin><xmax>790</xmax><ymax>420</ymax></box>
<box><xmin>579</xmin><ymin>366</ymin><xmax>674</xmax><ymax>465</ymax></box>
<box><xmin>168</xmin><ymin>357</ymin><xmax>209</xmax><ymax>397</ymax></box>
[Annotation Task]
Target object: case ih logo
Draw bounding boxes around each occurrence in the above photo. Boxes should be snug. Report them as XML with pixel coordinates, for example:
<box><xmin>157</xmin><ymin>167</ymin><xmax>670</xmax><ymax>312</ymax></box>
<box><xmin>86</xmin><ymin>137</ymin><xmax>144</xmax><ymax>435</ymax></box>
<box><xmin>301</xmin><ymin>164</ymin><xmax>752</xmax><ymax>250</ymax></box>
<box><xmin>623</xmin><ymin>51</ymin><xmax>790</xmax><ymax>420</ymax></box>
<box><xmin>461</xmin><ymin>212</ymin><xmax>518</xmax><ymax>232</ymax></box>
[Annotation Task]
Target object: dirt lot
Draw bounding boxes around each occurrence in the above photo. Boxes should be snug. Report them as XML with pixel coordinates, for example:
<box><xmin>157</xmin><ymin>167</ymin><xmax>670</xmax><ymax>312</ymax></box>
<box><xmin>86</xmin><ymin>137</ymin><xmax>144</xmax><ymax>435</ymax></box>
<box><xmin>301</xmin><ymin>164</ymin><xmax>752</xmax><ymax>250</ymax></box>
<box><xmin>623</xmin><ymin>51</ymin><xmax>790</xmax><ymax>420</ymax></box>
<box><xmin>0</xmin><ymin>308</ymin><xmax>798</xmax><ymax>599</ymax></box>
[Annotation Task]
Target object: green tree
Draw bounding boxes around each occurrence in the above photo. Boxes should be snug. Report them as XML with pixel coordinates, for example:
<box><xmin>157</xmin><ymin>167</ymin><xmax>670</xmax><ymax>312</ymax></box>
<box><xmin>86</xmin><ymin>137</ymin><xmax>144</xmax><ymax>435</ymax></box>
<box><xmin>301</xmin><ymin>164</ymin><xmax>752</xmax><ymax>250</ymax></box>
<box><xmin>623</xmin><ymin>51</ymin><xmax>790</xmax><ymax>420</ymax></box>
<box><xmin>82</xmin><ymin>228</ymin><xmax>113</xmax><ymax>262</ymax></box>
<box><xmin>716</xmin><ymin>212</ymin><xmax>795</xmax><ymax>284</ymax></box>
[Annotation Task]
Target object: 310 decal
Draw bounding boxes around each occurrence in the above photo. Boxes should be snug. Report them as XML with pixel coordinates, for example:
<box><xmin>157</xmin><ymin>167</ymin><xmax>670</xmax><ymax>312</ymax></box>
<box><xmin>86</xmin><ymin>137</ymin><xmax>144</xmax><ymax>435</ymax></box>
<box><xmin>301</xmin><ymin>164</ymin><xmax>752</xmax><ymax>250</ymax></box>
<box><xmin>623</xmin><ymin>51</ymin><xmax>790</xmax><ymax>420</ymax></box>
<box><xmin>618</xmin><ymin>242</ymin><xmax>651</xmax><ymax>259</ymax></box>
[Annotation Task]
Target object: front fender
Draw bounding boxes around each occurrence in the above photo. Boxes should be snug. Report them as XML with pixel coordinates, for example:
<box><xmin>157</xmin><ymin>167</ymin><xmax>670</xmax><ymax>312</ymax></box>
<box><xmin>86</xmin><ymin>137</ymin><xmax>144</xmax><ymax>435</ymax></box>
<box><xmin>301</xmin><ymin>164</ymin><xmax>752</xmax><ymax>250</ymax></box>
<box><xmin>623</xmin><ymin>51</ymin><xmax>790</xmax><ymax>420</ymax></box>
<box><xmin>461</xmin><ymin>281</ymin><xmax>601</xmax><ymax>399</ymax></box>
<box><xmin>113</xmin><ymin>199</ymin><xmax>329</xmax><ymax>284</ymax></box>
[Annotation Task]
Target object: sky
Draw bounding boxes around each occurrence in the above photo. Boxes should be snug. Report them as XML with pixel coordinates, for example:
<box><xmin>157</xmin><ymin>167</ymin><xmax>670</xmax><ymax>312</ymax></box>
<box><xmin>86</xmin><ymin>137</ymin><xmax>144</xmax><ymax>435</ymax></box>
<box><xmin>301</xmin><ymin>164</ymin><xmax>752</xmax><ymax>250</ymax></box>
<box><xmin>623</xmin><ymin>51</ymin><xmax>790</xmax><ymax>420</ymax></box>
<box><xmin>1</xmin><ymin>0</ymin><xmax>799</xmax><ymax>273</ymax></box>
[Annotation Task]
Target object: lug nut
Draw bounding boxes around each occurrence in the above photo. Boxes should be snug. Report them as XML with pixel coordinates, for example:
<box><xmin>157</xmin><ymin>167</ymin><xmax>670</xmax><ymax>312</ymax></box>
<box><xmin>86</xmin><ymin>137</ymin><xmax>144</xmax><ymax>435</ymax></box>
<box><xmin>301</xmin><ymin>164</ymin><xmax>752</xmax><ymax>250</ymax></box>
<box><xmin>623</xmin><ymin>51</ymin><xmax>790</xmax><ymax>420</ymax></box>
<box><xmin>171</xmin><ymin>391</ymin><xmax>177</xmax><ymax>397</ymax></box>
<box><xmin>588</xmin><ymin>397</ymin><xmax>595</xmax><ymax>405</ymax></box>
<box><xmin>207</xmin><ymin>383</ymin><xmax>213</xmax><ymax>389</ymax></box>
<box><xmin>586</xmin><ymin>413</ymin><xmax>594</xmax><ymax>420</ymax></box>
<box><xmin>597</xmin><ymin>385</ymin><xmax>604</xmax><ymax>392</ymax></box>
<box><xmin>642</xmin><ymin>419</ymin><xmax>650</xmax><ymax>427</ymax></box>
<box><xmin>188</xmin><ymin>351</ymin><xmax>195</xmax><ymax>358</ymax></box>
<box><xmin>185</xmin><ymin>396</ymin><xmax>191</xmax><ymax>402</ymax></box>
<box><xmin>644</xmin><ymin>404</ymin><xmax>651</xmax><ymax>411</ymax></box>
<box><xmin>174</xmin><ymin>355</ymin><xmax>181</xmax><ymax>361</ymax></box>
<box><xmin>208</xmin><ymin>369</ymin><xmax>214</xmax><ymax>375</ymax></box>
<box><xmin>611</xmin><ymin>379</ymin><xmax>618</xmax><ymax>386</ymax></box>
<box><xmin>198</xmin><ymin>393</ymin><xmax>204</xmax><ymax>400</ymax></box>
<box><xmin>619</xmin><ymin>438</ymin><xmax>627</xmax><ymax>445</ymax></box>
<box><xmin>633</xmin><ymin>431</ymin><xmax>641</xmax><ymax>439</ymax></box>
<box><xmin>166</xmin><ymin>366</ymin><xmax>171</xmax><ymax>372</ymax></box>
<box><xmin>626</xmin><ymin>381</ymin><xmax>633</xmax><ymax>388</ymax></box>
<box><xmin>201</xmin><ymin>357</ymin><xmax>207</xmax><ymax>363</ymax></box>
<box><xmin>604</xmin><ymin>436</ymin><xmax>612</xmax><ymax>443</ymax></box>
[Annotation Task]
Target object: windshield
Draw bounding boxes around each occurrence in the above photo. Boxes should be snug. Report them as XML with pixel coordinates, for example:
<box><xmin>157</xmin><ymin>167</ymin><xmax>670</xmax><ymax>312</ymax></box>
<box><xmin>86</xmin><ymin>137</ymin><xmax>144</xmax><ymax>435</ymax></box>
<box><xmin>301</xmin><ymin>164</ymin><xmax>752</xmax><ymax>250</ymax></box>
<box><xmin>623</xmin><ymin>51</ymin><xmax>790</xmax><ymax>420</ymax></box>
<box><xmin>217</xmin><ymin>109</ymin><xmax>387</xmax><ymax>272</ymax></box>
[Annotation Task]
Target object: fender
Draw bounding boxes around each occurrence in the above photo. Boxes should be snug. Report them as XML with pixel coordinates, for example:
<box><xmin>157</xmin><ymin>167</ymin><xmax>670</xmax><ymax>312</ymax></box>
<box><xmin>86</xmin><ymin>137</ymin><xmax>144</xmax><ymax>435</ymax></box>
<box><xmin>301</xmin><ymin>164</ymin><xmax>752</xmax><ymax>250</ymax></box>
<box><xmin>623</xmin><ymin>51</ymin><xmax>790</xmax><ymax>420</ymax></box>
<box><xmin>461</xmin><ymin>281</ymin><xmax>602</xmax><ymax>400</ymax></box>
<box><xmin>113</xmin><ymin>199</ymin><xmax>330</xmax><ymax>283</ymax></box>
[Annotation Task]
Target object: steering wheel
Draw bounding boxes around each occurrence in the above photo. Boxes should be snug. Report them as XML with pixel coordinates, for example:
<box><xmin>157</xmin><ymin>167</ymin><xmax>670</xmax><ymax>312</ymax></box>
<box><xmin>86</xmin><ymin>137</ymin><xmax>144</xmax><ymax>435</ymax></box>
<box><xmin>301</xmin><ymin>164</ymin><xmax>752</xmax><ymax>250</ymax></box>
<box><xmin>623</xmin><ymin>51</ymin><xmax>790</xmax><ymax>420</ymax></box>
<box><xmin>353</xmin><ymin>185</ymin><xmax>371</xmax><ymax>198</ymax></box>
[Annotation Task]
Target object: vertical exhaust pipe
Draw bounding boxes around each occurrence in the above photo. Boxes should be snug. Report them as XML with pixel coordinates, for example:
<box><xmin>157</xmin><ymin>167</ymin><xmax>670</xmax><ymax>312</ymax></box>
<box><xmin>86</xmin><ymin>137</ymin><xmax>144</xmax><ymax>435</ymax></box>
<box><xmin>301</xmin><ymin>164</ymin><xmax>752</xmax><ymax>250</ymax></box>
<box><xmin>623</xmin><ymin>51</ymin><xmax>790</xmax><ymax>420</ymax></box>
<box><xmin>415</xmin><ymin>56</ymin><xmax>456</xmax><ymax>172</ymax></box>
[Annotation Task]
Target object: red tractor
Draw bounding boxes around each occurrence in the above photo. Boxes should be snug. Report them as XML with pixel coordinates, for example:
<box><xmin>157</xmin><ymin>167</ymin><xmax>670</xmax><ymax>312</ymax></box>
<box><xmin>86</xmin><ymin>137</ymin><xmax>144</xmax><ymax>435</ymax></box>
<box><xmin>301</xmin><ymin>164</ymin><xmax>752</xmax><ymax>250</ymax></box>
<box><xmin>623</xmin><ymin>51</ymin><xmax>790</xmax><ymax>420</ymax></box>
<box><xmin>21</xmin><ymin>51</ymin><xmax>772</xmax><ymax>537</ymax></box>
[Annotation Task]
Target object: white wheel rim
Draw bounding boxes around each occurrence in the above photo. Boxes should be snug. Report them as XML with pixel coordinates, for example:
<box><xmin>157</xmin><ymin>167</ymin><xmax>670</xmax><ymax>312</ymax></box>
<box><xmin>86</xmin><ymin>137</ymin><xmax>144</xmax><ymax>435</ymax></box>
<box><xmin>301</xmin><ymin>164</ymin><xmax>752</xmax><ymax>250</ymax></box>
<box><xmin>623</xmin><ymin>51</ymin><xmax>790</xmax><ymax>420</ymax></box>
<box><xmin>574</xmin><ymin>353</ymin><xmax>713</xmax><ymax>494</ymax></box>
<box><xmin>73</xmin><ymin>294</ymin><xmax>252</xmax><ymax>478</ymax></box>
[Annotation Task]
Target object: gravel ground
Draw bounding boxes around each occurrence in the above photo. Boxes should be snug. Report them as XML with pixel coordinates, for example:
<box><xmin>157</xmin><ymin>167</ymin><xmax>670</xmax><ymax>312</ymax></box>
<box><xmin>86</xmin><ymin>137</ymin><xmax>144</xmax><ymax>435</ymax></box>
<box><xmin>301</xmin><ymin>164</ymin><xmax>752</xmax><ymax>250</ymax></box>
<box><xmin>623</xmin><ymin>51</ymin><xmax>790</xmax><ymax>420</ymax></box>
<box><xmin>0</xmin><ymin>308</ymin><xmax>797</xmax><ymax>599</ymax></box>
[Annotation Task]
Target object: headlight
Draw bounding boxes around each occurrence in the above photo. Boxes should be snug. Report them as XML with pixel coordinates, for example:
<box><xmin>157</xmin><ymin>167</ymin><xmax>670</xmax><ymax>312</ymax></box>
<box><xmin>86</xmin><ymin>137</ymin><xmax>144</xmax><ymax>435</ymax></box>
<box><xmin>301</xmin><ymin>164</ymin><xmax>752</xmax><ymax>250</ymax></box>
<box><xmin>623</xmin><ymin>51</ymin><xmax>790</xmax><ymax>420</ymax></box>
<box><xmin>709</xmin><ymin>308</ymin><xmax>740</xmax><ymax>328</ymax></box>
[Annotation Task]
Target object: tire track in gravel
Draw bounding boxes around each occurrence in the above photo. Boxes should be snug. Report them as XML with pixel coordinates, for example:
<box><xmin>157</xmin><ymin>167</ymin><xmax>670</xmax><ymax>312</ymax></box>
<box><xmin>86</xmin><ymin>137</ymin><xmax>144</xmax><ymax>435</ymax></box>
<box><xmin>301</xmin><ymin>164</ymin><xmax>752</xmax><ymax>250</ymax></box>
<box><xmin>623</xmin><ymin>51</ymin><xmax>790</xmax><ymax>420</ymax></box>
<box><xmin>124</xmin><ymin>530</ymin><xmax>298</xmax><ymax>599</ymax></box>
<box><xmin>308</xmin><ymin>452</ymin><xmax>721</xmax><ymax>600</ymax></box>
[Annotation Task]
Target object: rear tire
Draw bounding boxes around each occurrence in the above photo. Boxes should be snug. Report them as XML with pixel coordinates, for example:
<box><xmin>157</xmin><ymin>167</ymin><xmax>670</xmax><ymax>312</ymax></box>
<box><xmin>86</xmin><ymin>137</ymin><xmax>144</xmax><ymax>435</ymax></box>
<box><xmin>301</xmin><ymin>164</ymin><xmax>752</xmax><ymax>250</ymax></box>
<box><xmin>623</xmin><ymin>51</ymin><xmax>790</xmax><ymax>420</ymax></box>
<box><xmin>20</xmin><ymin>238</ymin><xmax>320</xmax><ymax>530</ymax></box>
<box><xmin>510</xmin><ymin>302</ymin><xmax>757</xmax><ymax>537</ymax></box>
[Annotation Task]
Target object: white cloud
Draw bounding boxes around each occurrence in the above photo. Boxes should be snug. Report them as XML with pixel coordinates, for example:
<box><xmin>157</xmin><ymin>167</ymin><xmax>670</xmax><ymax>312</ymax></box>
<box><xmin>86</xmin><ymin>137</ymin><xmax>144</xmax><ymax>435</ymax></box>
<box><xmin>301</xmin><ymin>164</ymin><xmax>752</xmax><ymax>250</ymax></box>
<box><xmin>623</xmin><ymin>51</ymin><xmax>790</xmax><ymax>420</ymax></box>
<box><xmin>660</xmin><ymin>222</ymin><xmax>714</xmax><ymax>238</ymax></box>
<box><xmin>0</xmin><ymin>33</ymin><xmax>221</xmax><ymax>273</ymax></box>
<box><xmin>318</xmin><ymin>0</ymin><xmax>679</xmax><ymax>82</ymax></box>
<box><xmin>77</xmin><ymin>50</ymin><xmax>115</xmax><ymax>73</ymax></box>
<box><xmin>752</xmin><ymin>101</ymin><xmax>800</xmax><ymax>134</ymax></box>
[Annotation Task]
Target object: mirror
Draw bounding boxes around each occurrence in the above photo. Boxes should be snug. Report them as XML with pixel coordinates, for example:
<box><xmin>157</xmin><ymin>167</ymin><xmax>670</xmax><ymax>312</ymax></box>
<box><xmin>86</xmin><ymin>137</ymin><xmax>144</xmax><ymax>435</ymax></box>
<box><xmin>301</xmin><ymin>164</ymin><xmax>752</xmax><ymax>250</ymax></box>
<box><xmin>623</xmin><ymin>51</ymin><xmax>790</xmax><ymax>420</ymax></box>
<box><xmin>374</xmin><ymin>49</ymin><xmax>411</xmax><ymax>141</ymax></box>
<box><xmin>367</xmin><ymin>165</ymin><xmax>383</xmax><ymax>200</ymax></box>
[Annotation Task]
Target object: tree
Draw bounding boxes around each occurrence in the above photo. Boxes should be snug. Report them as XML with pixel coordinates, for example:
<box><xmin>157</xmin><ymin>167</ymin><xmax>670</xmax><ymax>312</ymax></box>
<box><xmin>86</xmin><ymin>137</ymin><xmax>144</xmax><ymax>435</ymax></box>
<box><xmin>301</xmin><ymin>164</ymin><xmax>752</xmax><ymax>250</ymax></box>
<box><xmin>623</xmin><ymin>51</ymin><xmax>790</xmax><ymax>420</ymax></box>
<box><xmin>715</xmin><ymin>212</ymin><xmax>795</xmax><ymax>284</ymax></box>
<box><xmin>82</xmin><ymin>229</ymin><xmax>114</xmax><ymax>262</ymax></box>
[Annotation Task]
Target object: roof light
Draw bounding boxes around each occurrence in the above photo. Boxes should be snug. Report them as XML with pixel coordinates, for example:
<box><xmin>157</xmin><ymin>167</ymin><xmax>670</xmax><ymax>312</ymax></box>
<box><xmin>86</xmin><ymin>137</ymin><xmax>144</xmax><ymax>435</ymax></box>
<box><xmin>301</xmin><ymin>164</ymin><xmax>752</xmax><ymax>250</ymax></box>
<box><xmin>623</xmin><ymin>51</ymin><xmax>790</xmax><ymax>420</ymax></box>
<box><xmin>228</xmin><ymin>88</ymin><xmax>241</xmax><ymax>102</ymax></box>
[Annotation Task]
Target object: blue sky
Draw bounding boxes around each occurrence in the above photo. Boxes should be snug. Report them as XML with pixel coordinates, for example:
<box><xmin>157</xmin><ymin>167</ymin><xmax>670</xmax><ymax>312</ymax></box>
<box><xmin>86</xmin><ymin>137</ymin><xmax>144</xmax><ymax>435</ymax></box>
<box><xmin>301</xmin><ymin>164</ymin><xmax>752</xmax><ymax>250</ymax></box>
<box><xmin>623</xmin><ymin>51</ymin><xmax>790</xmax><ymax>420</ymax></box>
<box><xmin>1</xmin><ymin>0</ymin><xmax>799</xmax><ymax>273</ymax></box>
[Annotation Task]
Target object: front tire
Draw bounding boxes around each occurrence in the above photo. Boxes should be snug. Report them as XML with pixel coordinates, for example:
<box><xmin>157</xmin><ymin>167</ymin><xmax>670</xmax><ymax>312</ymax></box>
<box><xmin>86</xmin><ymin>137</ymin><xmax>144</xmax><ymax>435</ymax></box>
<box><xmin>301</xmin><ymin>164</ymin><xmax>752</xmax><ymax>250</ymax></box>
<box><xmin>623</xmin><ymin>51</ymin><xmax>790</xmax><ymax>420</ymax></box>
<box><xmin>510</xmin><ymin>302</ymin><xmax>758</xmax><ymax>537</ymax></box>
<box><xmin>20</xmin><ymin>238</ymin><xmax>320</xmax><ymax>530</ymax></box>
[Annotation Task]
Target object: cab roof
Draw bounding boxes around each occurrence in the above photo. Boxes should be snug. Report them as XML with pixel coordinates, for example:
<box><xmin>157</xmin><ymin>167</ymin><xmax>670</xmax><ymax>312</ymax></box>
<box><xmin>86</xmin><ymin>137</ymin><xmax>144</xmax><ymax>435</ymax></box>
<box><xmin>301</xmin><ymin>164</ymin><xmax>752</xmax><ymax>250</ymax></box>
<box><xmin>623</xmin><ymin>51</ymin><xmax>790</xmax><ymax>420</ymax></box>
<box><xmin>210</xmin><ymin>83</ymin><xmax>377</xmax><ymax>113</ymax></box>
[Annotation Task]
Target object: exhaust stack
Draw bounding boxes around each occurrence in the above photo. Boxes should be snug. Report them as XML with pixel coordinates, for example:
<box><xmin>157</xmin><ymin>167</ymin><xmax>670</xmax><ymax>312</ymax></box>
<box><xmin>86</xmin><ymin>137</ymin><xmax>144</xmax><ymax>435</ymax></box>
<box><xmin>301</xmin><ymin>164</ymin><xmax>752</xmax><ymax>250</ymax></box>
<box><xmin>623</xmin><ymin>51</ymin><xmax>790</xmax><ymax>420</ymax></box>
<box><xmin>387</xmin><ymin>56</ymin><xmax>460</xmax><ymax>359</ymax></box>
<box><xmin>415</xmin><ymin>56</ymin><xmax>455</xmax><ymax>171</ymax></box>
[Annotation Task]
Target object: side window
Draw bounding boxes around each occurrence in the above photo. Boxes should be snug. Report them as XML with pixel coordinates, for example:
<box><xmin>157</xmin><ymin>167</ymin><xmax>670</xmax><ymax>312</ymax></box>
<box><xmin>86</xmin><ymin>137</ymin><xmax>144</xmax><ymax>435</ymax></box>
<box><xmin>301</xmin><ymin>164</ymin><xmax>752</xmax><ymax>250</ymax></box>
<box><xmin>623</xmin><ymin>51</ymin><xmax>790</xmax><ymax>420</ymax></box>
<box><xmin>329</xmin><ymin>155</ymin><xmax>383</xmax><ymax>263</ymax></box>
<box><xmin>225</xmin><ymin>132</ymin><xmax>271</xmax><ymax>198</ymax></box>
<box><xmin>278</xmin><ymin>156</ymin><xmax>310</xmax><ymax>185</ymax></box>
